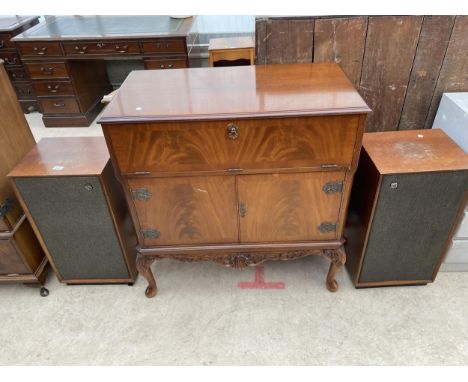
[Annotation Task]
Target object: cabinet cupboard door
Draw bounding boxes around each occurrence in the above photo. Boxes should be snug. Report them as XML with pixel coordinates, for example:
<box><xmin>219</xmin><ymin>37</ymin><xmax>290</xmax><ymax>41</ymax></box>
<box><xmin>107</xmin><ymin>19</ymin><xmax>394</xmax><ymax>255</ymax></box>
<box><xmin>237</xmin><ymin>172</ymin><xmax>345</xmax><ymax>242</ymax></box>
<box><xmin>128</xmin><ymin>176</ymin><xmax>238</xmax><ymax>246</ymax></box>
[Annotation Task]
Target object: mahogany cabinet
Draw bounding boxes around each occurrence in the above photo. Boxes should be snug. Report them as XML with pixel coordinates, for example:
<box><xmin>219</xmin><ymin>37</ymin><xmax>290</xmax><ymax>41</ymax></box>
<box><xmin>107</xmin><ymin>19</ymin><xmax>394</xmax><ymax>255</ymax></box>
<box><xmin>0</xmin><ymin>59</ymin><xmax>48</xmax><ymax>295</ymax></box>
<box><xmin>99</xmin><ymin>63</ymin><xmax>371</xmax><ymax>297</ymax></box>
<box><xmin>344</xmin><ymin>129</ymin><xmax>468</xmax><ymax>287</ymax></box>
<box><xmin>0</xmin><ymin>16</ymin><xmax>40</xmax><ymax>113</ymax></box>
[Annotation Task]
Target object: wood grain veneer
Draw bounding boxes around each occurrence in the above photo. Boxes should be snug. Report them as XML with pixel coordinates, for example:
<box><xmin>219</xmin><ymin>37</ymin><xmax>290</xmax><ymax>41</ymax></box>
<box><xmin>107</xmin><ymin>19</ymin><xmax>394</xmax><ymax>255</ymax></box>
<box><xmin>105</xmin><ymin>115</ymin><xmax>360</xmax><ymax>175</ymax></box>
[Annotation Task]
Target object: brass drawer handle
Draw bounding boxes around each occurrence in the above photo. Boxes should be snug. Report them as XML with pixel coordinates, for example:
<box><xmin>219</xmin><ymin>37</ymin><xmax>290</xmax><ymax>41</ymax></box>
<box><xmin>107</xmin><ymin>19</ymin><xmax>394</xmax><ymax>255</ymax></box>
<box><xmin>12</xmin><ymin>72</ymin><xmax>25</xmax><ymax>80</ymax></box>
<box><xmin>115</xmin><ymin>45</ymin><xmax>128</xmax><ymax>53</ymax></box>
<box><xmin>4</xmin><ymin>57</ymin><xmax>17</xmax><ymax>65</ymax></box>
<box><xmin>160</xmin><ymin>64</ymin><xmax>165</xmax><ymax>69</ymax></box>
<box><xmin>40</xmin><ymin>67</ymin><xmax>55</xmax><ymax>75</ymax></box>
<box><xmin>227</xmin><ymin>123</ymin><xmax>239</xmax><ymax>140</ymax></box>
<box><xmin>74</xmin><ymin>45</ymin><xmax>88</xmax><ymax>54</ymax></box>
<box><xmin>239</xmin><ymin>202</ymin><xmax>247</xmax><ymax>218</ymax></box>
<box><xmin>168</xmin><ymin>64</ymin><xmax>173</xmax><ymax>68</ymax></box>
<box><xmin>34</xmin><ymin>46</ymin><xmax>47</xmax><ymax>55</ymax></box>
<box><xmin>53</xmin><ymin>102</ymin><xmax>66</xmax><ymax>108</ymax></box>
<box><xmin>47</xmin><ymin>84</ymin><xmax>60</xmax><ymax>93</ymax></box>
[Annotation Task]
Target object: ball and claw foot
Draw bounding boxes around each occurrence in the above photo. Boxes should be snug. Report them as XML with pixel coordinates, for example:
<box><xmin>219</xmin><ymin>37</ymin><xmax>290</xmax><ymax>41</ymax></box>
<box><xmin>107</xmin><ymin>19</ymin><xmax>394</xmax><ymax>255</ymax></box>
<box><xmin>40</xmin><ymin>287</ymin><xmax>49</xmax><ymax>297</ymax></box>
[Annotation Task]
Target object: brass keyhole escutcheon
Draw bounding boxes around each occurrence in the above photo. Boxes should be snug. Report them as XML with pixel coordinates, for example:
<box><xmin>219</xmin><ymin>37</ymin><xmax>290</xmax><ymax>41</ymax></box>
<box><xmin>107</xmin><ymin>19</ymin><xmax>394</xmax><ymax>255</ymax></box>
<box><xmin>227</xmin><ymin>123</ymin><xmax>239</xmax><ymax>140</ymax></box>
<box><xmin>239</xmin><ymin>202</ymin><xmax>247</xmax><ymax>218</ymax></box>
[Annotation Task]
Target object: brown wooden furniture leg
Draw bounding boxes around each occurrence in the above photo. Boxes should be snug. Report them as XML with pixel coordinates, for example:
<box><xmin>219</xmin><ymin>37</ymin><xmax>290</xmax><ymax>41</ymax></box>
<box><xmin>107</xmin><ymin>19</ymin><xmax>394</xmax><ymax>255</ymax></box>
<box><xmin>136</xmin><ymin>253</ymin><xmax>158</xmax><ymax>298</ymax></box>
<box><xmin>324</xmin><ymin>246</ymin><xmax>346</xmax><ymax>292</ymax></box>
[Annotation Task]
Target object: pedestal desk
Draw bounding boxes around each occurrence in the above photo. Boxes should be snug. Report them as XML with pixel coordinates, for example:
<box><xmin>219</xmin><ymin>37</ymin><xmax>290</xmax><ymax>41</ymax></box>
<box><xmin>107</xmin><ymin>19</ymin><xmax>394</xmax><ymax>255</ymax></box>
<box><xmin>0</xmin><ymin>16</ymin><xmax>40</xmax><ymax>113</ymax></box>
<box><xmin>12</xmin><ymin>16</ymin><xmax>194</xmax><ymax>127</ymax></box>
<box><xmin>98</xmin><ymin>63</ymin><xmax>371</xmax><ymax>297</ymax></box>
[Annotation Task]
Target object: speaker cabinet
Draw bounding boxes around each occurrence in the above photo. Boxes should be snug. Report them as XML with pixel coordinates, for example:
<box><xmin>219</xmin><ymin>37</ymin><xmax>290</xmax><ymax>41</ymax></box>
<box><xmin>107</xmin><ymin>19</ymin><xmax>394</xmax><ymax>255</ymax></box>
<box><xmin>9</xmin><ymin>137</ymin><xmax>137</xmax><ymax>284</ymax></box>
<box><xmin>345</xmin><ymin>129</ymin><xmax>468</xmax><ymax>287</ymax></box>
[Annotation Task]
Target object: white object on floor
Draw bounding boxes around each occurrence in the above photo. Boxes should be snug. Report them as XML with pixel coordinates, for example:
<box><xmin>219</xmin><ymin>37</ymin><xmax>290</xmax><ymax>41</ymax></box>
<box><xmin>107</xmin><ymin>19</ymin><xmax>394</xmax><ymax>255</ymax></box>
<box><xmin>432</xmin><ymin>93</ymin><xmax>468</xmax><ymax>271</ymax></box>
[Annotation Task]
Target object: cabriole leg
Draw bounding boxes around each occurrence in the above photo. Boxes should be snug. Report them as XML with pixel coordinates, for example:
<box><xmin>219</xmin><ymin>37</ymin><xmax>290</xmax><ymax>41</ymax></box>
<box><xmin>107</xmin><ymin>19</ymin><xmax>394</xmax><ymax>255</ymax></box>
<box><xmin>136</xmin><ymin>253</ymin><xmax>158</xmax><ymax>298</ymax></box>
<box><xmin>324</xmin><ymin>246</ymin><xmax>346</xmax><ymax>292</ymax></box>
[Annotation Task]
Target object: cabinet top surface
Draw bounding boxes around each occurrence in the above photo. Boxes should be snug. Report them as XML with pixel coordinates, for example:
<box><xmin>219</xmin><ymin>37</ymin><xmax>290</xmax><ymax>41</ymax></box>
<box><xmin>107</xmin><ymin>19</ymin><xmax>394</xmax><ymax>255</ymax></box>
<box><xmin>0</xmin><ymin>16</ymin><xmax>38</xmax><ymax>32</ymax></box>
<box><xmin>11</xmin><ymin>15</ymin><xmax>193</xmax><ymax>41</ymax></box>
<box><xmin>363</xmin><ymin>129</ymin><xmax>468</xmax><ymax>174</ymax></box>
<box><xmin>98</xmin><ymin>63</ymin><xmax>370</xmax><ymax>123</ymax></box>
<box><xmin>8</xmin><ymin>137</ymin><xmax>110</xmax><ymax>178</ymax></box>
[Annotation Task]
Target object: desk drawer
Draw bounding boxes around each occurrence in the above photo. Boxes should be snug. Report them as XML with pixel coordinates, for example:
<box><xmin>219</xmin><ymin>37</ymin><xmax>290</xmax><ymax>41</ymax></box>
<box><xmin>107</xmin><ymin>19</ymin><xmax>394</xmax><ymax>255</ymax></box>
<box><xmin>34</xmin><ymin>81</ymin><xmax>75</xmax><ymax>96</ymax></box>
<box><xmin>6</xmin><ymin>66</ymin><xmax>28</xmax><ymax>82</ymax></box>
<box><xmin>141</xmin><ymin>39</ymin><xmax>186</xmax><ymax>54</ymax></box>
<box><xmin>17</xmin><ymin>42</ymin><xmax>62</xmax><ymax>57</ymax></box>
<box><xmin>1</xmin><ymin>52</ymin><xmax>20</xmax><ymax>66</ymax></box>
<box><xmin>105</xmin><ymin>115</ymin><xmax>360</xmax><ymax>175</ymax></box>
<box><xmin>26</xmin><ymin>62</ymin><xmax>69</xmax><ymax>79</ymax></box>
<box><xmin>62</xmin><ymin>41</ymin><xmax>140</xmax><ymax>56</ymax></box>
<box><xmin>143</xmin><ymin>58</ymin><xmax>187</xmax><ymax>70</ymax></box>
<box><xmin>13</xmin><ymin>83</ymin><xmax>35</xmax><ymax>99</ymax></box>
<box><xmin>0</xmin><ymin>34</ymin><xmax>14</xmax><ymax>49</ymax></box>
<box><xmin>39</xmin><ymin>97</ymin><xmax>80</xmax><ymax>114</ymax></box>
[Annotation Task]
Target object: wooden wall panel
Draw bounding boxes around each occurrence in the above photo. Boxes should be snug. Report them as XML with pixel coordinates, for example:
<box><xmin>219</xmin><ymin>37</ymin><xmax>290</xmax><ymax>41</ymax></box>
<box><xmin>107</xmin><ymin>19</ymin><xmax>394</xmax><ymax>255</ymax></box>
<box><xmin>359</xmin><ymin>16</ymin><xmax>423</xmax><ymax>132</ymax></box>
<box><xmin>314</xmin><ymin>17</ymin><xmax>368</xmax><ymax>87</ymax></box>
<box><xmin>424</xmin><ymin>15</ymin><xmax>468</xmax><ymax>128</ymax></box>
<box><xmin>255</xmin><ymin>18</ymin><xmax>268</xmax><ymax>65</ymax></box>
<box><xmin>261</xmin><ymin>18</ymin><xmax>314</xmax><ymax>64</ymax></box>
<box><xmin>255</xmin><ymin>15</ymin><xmax>468</xmax><ymax>132</ymax></box>
<box><xmin>398</xmin><ymin>16</ymin><xmax>455</xmax><ymax>130</ymax></box>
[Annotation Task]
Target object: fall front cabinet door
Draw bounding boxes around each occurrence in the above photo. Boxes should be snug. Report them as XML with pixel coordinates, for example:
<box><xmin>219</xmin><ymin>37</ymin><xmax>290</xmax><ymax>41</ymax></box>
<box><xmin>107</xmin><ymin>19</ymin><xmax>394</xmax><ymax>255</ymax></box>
<box><xmin>128</xmin><ymin>172</ymin><xmax>344</xmax><ymax>246</ymax></box>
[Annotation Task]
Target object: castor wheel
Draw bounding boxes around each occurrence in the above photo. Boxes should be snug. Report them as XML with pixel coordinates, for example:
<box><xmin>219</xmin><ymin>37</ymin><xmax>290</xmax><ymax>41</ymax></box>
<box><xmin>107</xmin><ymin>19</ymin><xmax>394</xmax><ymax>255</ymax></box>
<box><xmin>40</xmin><ymin>287</ymin><xmax>49</xmax><ymax>297</ymax></box>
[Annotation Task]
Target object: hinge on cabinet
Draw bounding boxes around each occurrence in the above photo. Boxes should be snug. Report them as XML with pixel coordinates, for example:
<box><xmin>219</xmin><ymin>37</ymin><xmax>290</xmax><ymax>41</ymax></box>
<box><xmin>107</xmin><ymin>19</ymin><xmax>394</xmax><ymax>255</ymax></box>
<box><xmin>131</xmin><ymin>188</ymin><xmax>153</xmax><ymax>201</ymax></box>
<box><xmin>322</xmin><ymin>182</ymin><xmax>343</xmax><ymax>194</ymax></box>
<box><xmin>318</xmin><ymin>222</ymin><xmax>337</xmax><ymax>233</ymax></box>
<box><xmin>141</xmin><ymin>229</ymin><xmax>160</xmax><ymax>239</ymax></box>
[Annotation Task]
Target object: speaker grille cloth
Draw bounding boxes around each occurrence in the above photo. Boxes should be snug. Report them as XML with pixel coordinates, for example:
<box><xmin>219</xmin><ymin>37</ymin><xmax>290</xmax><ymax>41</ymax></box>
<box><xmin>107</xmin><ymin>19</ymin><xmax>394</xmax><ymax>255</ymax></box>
<box><xmin>15</xmin><ymin>176</ymin><xmax>129</xmax><ymax>280</ymax></box>
<box><xmin>360</xmin><ymin>171</ymin><xmax>468</xmax><ymax>283</ymax></box>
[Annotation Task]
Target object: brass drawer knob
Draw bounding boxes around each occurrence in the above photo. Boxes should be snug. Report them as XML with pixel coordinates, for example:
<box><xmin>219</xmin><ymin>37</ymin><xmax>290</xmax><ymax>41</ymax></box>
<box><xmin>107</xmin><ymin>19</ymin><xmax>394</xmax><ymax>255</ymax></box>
<box><xmin>227</xmin><ymin>123</ymin><xmax>239</xmax><ymax>140</ymax></box>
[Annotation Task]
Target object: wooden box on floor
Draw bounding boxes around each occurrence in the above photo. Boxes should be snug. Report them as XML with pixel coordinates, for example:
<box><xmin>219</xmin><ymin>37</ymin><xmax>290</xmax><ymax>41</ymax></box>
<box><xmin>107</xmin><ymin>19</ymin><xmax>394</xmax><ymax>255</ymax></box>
<box><xmin>0</xmin><ymin>59</ymin><xmax>48</xmax><ymax>295</ymax></box>
<box><xmin>8</xmin><ymin>137</ymin><xmax>138</xmax><ymax>285</ymax></box>
<box><xmin>344</xmin><ymin>129</ymin><xmax>468</xmax><ymax>287</ymax></box>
